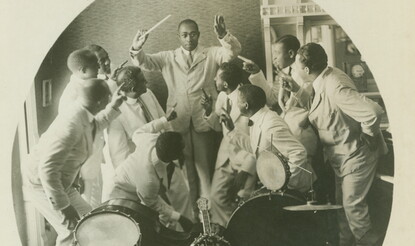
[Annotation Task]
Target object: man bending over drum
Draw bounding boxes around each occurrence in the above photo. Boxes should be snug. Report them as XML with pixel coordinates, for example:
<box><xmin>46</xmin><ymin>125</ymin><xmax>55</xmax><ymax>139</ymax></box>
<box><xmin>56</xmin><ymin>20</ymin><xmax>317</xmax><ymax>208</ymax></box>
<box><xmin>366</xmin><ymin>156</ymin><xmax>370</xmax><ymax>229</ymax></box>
<box><xmin>221</xmin><ymin>84</ymin><xmax>316</xmax><ymax>193</ymax></box>
<box><xmin>200</xmin><ymin>62</ymin><xmax>256</xmax><ymax>228</ymax></box>
<box><xmin>109</xmin><ymin>116</ymin><xmax>195</xmax><ymax>232</ymax></box>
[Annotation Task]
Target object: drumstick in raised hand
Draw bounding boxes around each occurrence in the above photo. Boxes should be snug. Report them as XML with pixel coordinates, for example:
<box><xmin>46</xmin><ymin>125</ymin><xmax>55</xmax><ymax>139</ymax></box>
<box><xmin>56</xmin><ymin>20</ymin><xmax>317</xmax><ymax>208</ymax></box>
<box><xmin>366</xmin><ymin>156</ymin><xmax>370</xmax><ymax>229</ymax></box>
<box><xmin>237</xmin><ymin>55</ymin><xmax>252</xmax><ymax>63</ymax></box>
<box><xmin>139</xmin><ymin>14</ymin><xmax>172</xmax><ymax>40</ymax></box>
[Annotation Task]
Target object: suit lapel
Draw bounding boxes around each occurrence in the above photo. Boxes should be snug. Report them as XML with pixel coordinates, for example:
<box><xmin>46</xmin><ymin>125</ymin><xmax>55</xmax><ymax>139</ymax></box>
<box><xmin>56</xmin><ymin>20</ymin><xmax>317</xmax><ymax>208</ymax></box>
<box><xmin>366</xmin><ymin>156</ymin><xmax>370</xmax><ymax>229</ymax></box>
<box><xmin>174</xmin><ymin>48</ymin><xmax>189</xmax><ymax>70</ymax></box>
<box><xmin>190</xmin><ymin>48</ymin><xmax>207</xmax><ymax>68</ymax></box>
<box><xmin>309</xmin><ymin>67</ymin><xmax>332</xmax><ymax>114</ymax></box>
<box><xmin>251</xmin><ymin>111</ymin><xmax>266</xmax><ymax>155</ymax></box>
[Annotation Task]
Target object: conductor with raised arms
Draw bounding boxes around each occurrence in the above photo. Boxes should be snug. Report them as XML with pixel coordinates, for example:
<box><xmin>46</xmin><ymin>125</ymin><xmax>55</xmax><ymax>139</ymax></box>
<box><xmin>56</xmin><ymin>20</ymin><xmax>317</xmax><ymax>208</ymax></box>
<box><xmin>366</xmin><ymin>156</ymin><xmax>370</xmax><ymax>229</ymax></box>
<box><xmin>129</xmin><ymin>15</ymin><xmax>241</xmax><ymax>204</ymax></box>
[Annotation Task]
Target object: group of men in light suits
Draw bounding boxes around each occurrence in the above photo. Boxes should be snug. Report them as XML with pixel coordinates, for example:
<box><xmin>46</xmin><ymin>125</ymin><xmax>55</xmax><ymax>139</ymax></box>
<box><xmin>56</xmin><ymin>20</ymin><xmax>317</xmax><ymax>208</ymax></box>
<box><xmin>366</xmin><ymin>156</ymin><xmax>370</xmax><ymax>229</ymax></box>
<box><xmin>22</xmin><ymin>13</ymin><xmax>386</xmax><ymax>246</ymax></box>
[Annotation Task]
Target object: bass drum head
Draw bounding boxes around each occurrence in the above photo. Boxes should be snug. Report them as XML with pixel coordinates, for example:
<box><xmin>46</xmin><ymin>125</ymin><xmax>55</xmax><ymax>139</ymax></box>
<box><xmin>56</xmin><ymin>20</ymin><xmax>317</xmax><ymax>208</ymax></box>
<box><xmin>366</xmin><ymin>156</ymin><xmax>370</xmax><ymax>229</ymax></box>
<box><xmin>224</xmin><ymin>190</ymin><xmax>326</xmax><ymax>246</ymax></box>
<box><xmin>75</xmin><ymin>211</ymin><xmax>141</xmax><ymax>246</ymax></box>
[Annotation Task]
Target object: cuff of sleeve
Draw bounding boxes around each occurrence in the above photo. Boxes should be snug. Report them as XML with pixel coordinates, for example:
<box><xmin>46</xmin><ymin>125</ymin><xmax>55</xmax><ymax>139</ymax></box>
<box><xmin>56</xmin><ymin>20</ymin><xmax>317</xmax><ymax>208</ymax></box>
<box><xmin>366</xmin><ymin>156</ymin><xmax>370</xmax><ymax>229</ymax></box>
<box><xmin>51</xmin><ymin>195</ymin><xmax>70</xmax><ymax>211</ymax></box>
<box><xmin>249</xmin><ymin>71</ymin><xmax>265</xmax><ymax>82</ymax></box>
<box><xmin>129</xmin><ymin>46</ymin><xmax>142</xmax><ymax>57</ymax></box>
<box><xmin>170</xmin><ymin>211</ymin><xmax>181</xmax><ymax>221</ymax></box>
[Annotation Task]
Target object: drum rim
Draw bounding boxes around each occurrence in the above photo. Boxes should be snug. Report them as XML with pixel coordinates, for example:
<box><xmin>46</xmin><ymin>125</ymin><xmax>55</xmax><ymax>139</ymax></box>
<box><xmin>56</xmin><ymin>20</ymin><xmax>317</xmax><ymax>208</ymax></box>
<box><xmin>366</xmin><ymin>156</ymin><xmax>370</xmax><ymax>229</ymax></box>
<box><xmin>256</xmin><ymin>151</ymin><xmax>291</xmax><ymax>191</ymax></box>
<box><xmin>73</xmin><ymin>209</ymin><xmax>142</xmax><ymax>244</ymax></box>
<box><xmin>225</xmin><ymin>189</ymin><xmax>305</xmax><ymax>228</ymax></box>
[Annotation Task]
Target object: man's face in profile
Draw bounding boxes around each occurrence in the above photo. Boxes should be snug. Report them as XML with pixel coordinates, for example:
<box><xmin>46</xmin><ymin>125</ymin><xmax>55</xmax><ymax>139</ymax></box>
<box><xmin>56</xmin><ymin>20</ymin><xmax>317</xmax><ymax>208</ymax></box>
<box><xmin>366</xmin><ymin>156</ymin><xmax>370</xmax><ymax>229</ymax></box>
<box><xmin>178</xmin><ymin>23</ymin><xmax>200</xmax><ymax>51</ymax></box>
<box><xmin>272</xmin><ymin>42</ymin><xmax>292</xmax><ymax>70</ymax></box>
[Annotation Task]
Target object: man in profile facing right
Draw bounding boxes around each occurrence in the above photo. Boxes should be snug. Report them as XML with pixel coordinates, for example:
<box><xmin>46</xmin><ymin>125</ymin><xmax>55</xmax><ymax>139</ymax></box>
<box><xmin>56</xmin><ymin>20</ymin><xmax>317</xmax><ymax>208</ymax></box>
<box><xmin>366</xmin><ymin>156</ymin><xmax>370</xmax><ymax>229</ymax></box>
<box><xmin>284</xmin><ymin>42</ymin><xmax>386</xmax><ymax>246</ymax></box>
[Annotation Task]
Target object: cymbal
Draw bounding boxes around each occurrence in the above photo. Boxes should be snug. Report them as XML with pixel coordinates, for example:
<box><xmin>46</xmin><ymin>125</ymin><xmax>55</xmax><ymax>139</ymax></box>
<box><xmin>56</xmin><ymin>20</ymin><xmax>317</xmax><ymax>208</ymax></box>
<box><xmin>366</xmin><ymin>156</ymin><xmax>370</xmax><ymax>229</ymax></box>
<box><xmin>283</xmin><ymin>203</ymin><xmax>343</xmax><ymax>211</ymax></box>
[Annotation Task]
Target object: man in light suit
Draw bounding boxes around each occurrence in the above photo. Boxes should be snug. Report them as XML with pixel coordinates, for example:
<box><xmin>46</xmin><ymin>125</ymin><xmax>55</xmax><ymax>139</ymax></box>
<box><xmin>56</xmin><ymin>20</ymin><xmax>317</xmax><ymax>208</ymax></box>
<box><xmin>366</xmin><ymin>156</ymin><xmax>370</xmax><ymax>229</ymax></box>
<box><xmin>129</xmin><ymin>16</ymin><xmax>241</xmax><ymax>201</ymax></box>
<box><xmin>284</xmin><ymin>43</ymin><xmax>386</xmax><ymax>245</ymax></box>
<box><xmin>222</xmin><ymin>84</ymin><xmax>315</xmax><ymax>193</ymax></box>
<box><xmin>108</xmin><ymin>66</ymin><xmax>171</xmax><ymax>169</ymax></box>
<box><xmin>23</xmin><ymin>79</ymin><xmax>125</xmax><ymax>246</ymax></box>
<box><xmin>109</xmin><ymin>126</ymin><xmax>194</xmax><ymax>232</ymax></box>
<box><xmin>201</xmin><ymin>62</ymin><xmax>256</xmax><ymax>227</ymax></box>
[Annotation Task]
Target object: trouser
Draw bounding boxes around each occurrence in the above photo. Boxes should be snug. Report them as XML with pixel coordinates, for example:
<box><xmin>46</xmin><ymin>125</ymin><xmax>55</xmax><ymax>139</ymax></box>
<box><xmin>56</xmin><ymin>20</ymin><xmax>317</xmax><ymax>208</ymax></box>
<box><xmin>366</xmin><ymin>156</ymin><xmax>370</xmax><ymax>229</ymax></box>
<box><xmin>181</xmin><ymin>125</ymin><xmax>216</xmax><ymax>205</ymax></box>
<box><xmin>209</xmin><ymin>160</ymin><xmax>256</xmax><ymax>227</ymax></box>
<box><xmin>335</xmin><ymin>147</ymin><xmax>379</xmax><ymax>246</ymax></box>
<box><xmin>24</xmin><ymin>186</ymin><xmax>92</xmax><ymax>246</ymax></box>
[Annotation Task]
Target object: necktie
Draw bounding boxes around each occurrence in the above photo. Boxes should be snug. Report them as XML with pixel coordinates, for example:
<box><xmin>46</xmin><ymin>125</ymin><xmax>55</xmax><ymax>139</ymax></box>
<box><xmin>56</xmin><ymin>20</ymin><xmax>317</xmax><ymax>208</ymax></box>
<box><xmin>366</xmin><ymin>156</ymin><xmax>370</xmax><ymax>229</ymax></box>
<box><xmin>91</xmin><ymin>119</ymin><xmax>97</xmax><ymax>141</ymax></box>
<box><xmin>226</xmin><ymin>97</ymin><xmax>232</xmax><ymax>114</ymax></box>
<box><xmin>136</xmin><ymin>97</ymin><xmax>153</xmax><ymax>123</ymax></box>
<box><xmin>167</xmin><ymin>161</ymin><xmax>175</xmax><ymax>189</ymax></box>
<box><xmin>186</xmin><ymin>52</ymin><xmax>193</xmax><ymax>68</ymax></box>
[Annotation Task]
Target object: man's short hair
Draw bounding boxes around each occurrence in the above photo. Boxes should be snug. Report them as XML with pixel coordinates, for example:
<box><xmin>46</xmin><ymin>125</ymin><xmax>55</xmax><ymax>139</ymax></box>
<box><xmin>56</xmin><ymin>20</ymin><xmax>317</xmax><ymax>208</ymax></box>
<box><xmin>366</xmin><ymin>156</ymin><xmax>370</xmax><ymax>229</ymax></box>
<box><xmin>116</xmin><ymin>66</ymin><xmax>143</xmax><ymax>92</ymax></box>
<box><xmin>297</xmin><ymin>43</ymin><xmax>328</xmax><ymax>73</ymax></box>
<box><xmin>67</xmin><ymin>49</ymin><xmax>97</xmax><ymax>73</ymax></box>
<box><xmin>238</xmin><ymin>84</ymin><xmax>266</xmax><ymax>111</ymax></box>
<box><xmin>275</xmin><ymin>35</ymin><xmax>301</xmax><ymax>53</ymax></box>
<box><xmin>219</xmin><ymin>61</ymin><xmax>243</xmax><ymax>90</ymax></box>
<box><xmin>178</xmin><ymin>19</ymin><xmax>199</xmax><ymax>32</ymax></box>
<box><xmin>156</xmin><ymin>132</ymin><xmax>183</xmax><ymax>162</ymax></box>
<box><xmin>79</xmin><ymin>78</ymin><xmax>110</xmax><ymax>103</ymax></box>
<box><xmin>84</xmin><ymin>44</ymin><xmax>104</xmax><ymax>53</ymax></box>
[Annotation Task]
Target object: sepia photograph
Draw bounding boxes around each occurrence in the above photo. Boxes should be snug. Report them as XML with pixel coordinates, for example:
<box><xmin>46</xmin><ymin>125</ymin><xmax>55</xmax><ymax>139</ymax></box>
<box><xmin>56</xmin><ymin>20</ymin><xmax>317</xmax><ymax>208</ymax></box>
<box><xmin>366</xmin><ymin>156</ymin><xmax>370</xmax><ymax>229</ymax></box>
<box><xmin>1</xmin><ymin>0</ymin><xmax>414</xmax><ymax>245</ymax></box>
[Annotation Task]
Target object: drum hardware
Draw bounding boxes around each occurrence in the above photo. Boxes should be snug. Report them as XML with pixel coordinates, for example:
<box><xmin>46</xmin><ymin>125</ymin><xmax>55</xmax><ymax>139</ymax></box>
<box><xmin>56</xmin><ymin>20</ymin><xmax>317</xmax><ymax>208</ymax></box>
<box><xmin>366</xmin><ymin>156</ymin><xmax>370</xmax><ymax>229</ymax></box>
<box><xmin>283</xmin><ymin>202</ymin><xmax>343</xmax><ymax>211</ymax></box>
<box><xmin>224</xmin><ymin>189</ymin><xmax>326</xmax><ymax>246</ymax></box>
<box><xmin>191</xmin><ymin>198</ymin><xmax>230</xmax><ymax>246</ymax></box>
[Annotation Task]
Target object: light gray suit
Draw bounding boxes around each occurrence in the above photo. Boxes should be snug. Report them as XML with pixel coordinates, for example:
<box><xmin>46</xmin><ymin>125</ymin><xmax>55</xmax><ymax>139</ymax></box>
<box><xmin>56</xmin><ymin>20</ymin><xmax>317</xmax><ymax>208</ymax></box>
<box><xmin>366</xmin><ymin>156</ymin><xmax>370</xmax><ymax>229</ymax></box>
<box><xmin>298</xmin><ymin>66</ymin><xmax>385</xmax><ymax>244</ymax></box>
<box><xmin>24</xmin><ymin>102</ymin><xmax>120</xmax><ymax>246</ymax></box>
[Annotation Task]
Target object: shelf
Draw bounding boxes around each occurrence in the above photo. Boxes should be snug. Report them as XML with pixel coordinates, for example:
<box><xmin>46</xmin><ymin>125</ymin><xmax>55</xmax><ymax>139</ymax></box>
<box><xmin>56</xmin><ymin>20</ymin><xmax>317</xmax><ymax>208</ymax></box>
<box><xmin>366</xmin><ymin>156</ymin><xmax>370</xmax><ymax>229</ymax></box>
<box><xmin>376</xmin><ymin>174</ymin><xmax>394</xmax><ymax>184</ymax></box>
<box><xmin>261</xmin><ymin>2</ymin><xmax>327</xmax><ymax>18</ymax></box>
<box><xmin>361</xmin><ymin>92</ymin><xmax>381</xmax><ymax>98</ymax></box>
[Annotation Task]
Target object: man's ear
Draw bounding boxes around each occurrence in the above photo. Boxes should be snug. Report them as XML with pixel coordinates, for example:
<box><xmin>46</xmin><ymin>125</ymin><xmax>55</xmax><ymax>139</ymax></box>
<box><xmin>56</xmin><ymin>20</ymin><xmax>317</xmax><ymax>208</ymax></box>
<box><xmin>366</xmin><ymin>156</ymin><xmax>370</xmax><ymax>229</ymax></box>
<box><xmin>80</xmin><ymin>66</ymin><xmax>87</xmax><ymax>74</ymax></box>
<box><xmin>224</xmin><ymin>81</ymin><xmax>228</xmax><ymax>89</ymax></box>
<box><xmin>288</xmin><ymin>50</ymin><xmax>296</xmax><ymax>59</ymax></box>
<box><xmin>304</xmin><ymin>67</ymin><xmax>310</xmax><ymax>75</ymax></box>
<box><xmin>244</xmin><ymin>102</ymin><xmax>249</xmax><ymax>111</ymax></box>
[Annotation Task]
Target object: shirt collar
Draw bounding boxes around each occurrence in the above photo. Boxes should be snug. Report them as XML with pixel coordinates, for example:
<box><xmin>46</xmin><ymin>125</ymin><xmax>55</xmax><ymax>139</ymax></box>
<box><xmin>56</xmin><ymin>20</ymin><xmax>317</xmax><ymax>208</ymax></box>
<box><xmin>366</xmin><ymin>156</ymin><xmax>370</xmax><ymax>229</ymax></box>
<box><xmin>125</xmin><ymin>96</ymin><xmax>139</xmax><ymax>105</ymax></box>
<box><xmin>180</xmin><ymin>46</ymin><xmax>197</xmax><ymax>56</ymax></box>
<box><xmin>250</xmin><ymin>106</ymin><xmax>268</xmax><ymax>124</ymax></box>
<box><xmin>313</xmin><ymin>66</ymin><xmax>329</xmax><ymax>94</ymax></box>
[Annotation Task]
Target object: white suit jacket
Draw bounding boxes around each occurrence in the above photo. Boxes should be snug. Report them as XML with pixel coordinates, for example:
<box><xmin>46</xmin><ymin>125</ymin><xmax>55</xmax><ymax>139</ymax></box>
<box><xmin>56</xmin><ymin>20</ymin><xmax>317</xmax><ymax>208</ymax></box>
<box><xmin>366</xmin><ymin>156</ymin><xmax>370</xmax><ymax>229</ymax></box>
<box><xmin>205</xmin><ymin>90</ymin><xmax>256</xmax><ymax>175</ymax></box>
<box><xmin>59</xmin><ymin>75</ymin><xmax>118</xmax><ymax>181</ymax></box>
<box><xmin>108</xmin><ymin>89</ymin><xmax>167</xmax><ymax>168</ymax></box>
<box><xmin>25</xmin><ymin>102</ymin><xmax>120</xmax><ymax>210</ymax></box>
<box><xmin>110</xmin><ymin>119</ymin><xmax>191</xmax><ymax>223</ymax></box>
<box><xmin>295</xmin><ymin>67</ymin><xmax>386</xmax><ymax>176</ymax></box>
<box><xmin>229</xmin><ymin>107</ymin><xmax>315</xmax><ymax>192</ymax></box>
<box><xmin>130</xmin><ymin>33</ymin><xmax>241</xmax><ymax>133</ymax></box>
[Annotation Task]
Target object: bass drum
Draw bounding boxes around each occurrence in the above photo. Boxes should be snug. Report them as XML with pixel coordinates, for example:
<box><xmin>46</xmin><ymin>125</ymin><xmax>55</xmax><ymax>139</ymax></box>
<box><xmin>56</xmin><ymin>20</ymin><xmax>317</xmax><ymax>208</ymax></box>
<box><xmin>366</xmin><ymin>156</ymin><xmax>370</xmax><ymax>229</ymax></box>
<box><xmin>74</xmin><ymin>198</ymin><xmax>192</xmax><ymax>246</ymax></box>
<box><xmin>224</xmin><ymin>189</ymin><xmax>326</xmax><ymax>246</ymax></box>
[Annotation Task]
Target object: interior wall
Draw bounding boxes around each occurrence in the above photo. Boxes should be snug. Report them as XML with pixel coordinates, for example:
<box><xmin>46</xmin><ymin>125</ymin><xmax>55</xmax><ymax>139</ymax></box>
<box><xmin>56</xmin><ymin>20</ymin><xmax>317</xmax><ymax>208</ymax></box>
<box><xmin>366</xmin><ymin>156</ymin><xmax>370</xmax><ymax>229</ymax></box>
<box><xmin>34</xmin><ymin>0</ymin><xmax>264</xmax><ymax>134</ymax></box>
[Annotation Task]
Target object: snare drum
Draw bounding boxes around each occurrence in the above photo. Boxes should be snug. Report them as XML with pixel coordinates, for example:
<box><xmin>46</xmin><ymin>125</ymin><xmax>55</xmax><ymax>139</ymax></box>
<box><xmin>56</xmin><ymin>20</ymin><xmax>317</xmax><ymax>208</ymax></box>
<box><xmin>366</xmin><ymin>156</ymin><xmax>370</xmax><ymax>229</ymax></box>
<box><xmin>224</xmin><ymin>188</ymin><xmax>326</xmax><ymax>246</ymax></box>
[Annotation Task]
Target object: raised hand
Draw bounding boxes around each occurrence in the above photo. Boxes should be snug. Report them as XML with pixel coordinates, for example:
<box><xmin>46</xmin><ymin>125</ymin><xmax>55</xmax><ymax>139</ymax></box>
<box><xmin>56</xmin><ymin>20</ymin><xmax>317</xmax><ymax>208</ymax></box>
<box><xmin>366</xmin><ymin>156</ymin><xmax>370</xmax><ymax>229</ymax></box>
<box><xmin>61</xmin><ymin>205</ymin><xmax>80</xmax><ymax>230</ymax></box>
<box><xmin>219</xmin><ymin>108</ymin><xmax>235</xmax><ymax>131</ymax></box>
<box><xmin>110</xmin><ymin>60</ymin><xmax>128</xmax><ymax>81</ymax></box>
<box><xmin>276</xmin><ymin>66</ymin><xmax>300</xmax><ymax>93</ymax></box>
<box><xmin>200</xmin><ymin>89</ymin><xmax>213</xmax><ymax>116</ymax></box>
<box><xmin>214</xmin><ymin>15</ymin><xmax>227</xmax><ymax>39</ymax></box>
<box><xmin>132</xmin><ymin>29</ymin><xmax>149</xmax><ymax>50</ymax></box>
<box><xmin>110</xmin><ymin>82</ymin><xmax>127</xmax><ymax>110</ymax></box>
<box><xmin>242</xmin><ymin>61</ymin><xmax>260</xmax><ymax>74</ymax></box>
